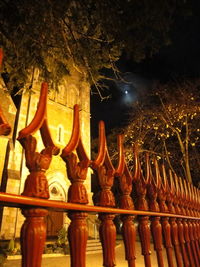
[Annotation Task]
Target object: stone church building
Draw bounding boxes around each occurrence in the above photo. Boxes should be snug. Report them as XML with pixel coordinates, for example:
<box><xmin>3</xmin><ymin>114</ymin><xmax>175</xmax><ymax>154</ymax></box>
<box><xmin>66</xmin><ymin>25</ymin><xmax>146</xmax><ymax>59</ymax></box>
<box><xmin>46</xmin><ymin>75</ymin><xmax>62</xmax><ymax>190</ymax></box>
<box><xmin>0</xmin><ymin>70</ymin><xmax>92</xmax><ymax>240</ymax></box>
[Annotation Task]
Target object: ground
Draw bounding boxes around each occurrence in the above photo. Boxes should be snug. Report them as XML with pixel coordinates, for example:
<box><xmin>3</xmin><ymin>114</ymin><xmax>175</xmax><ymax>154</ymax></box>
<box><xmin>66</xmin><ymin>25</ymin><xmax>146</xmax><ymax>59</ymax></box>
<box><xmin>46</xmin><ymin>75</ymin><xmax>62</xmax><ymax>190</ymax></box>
<box><xmin>4</xmin><ymin>240</ymin><xmax>177</xmax><ymax>267</ymax></box>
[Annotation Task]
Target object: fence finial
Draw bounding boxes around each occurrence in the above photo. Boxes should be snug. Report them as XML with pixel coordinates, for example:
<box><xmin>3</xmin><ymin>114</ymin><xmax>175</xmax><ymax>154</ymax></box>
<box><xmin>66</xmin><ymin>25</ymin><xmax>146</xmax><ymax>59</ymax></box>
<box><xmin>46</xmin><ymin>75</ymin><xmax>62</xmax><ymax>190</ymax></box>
<box><xmin>61</xmin><ymin>104</ymin><xmax>89</xmax><ymax>204</ymax></box>
<box><xmin>0</xmin><ymin>48</ymin><xmax>11</xmax><ymax>136</ymax></box>
<box><xmin>17</xmin><ymin>82</ymin><xmax>59</xmax><ymax>197</ymax></box>
<box><xmin>17</xmin><ymin>82</ymin><xmax>59</xmax><ymax>267</ymax></box>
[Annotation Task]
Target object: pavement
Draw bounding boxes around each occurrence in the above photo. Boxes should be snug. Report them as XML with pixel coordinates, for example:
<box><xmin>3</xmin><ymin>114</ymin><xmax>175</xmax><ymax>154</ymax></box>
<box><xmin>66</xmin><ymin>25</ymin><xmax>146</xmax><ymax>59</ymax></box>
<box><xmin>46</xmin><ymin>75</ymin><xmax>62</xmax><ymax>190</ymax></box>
<box><xmin>4</xmin><ymin>241</ymin><xmax>176</xmax><ymax>267</ymax></box>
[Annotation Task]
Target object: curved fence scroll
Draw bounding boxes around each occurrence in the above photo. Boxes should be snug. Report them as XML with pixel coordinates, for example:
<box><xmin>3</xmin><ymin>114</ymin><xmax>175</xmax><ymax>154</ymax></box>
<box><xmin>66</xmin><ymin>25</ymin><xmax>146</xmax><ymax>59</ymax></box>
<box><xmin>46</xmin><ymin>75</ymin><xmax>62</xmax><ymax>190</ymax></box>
<box><xmin>17</xmin><ymin>83</ymin><xmax>59</xmax><ymax>267</ymax></box>
<box><xmin>0</xmin><ymin>81</ymin><xmax>199</xmax><ymax>267</ymax></box>
<box><xmin>61</xmin><ymin>104</ymin><xmax>90</xmax><ymax>267</ymax></box>
<box><xmin>0</xmin><ymin>48</ymin><xmax>11</xmax><ymax>136</ymax></box>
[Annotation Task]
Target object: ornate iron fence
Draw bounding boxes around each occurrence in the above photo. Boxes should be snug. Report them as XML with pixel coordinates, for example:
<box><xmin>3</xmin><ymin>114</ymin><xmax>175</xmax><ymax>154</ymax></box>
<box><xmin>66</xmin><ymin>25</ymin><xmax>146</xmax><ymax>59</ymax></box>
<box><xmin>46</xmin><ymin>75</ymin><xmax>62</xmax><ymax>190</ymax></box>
<box><xmin>0</xmin><ymin>49</ymin><xmax>199</xmax><ymax>267</ymax></box>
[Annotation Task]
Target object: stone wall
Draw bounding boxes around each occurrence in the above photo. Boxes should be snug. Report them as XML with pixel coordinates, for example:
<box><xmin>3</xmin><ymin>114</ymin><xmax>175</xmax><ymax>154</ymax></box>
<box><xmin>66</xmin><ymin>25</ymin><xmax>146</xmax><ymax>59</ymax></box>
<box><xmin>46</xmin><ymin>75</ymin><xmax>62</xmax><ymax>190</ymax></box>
<box><xmin>0</xmin><ymin>70</ymin><xmax>92</xmax><ymax>239</ymax></box>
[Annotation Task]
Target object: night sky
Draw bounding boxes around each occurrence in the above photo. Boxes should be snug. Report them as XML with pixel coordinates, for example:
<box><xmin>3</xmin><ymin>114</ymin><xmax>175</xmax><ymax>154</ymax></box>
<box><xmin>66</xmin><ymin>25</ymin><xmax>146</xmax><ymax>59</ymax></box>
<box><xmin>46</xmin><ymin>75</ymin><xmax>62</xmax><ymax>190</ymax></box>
<box><xmin>91</xmin><ymin>1</ymin><xmax>200</xmax><ymax>138</ymax></box>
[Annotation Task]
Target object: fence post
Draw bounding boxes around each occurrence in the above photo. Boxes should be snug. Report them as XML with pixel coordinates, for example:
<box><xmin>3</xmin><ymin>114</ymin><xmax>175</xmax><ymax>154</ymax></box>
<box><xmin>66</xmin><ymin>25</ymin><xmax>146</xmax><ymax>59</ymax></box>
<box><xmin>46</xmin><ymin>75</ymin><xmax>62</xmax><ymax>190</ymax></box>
<box><xmin>61</xmin><ymin>104</ymin><xmax>89</xmax><ymax>267</ymax></box>
<box><xmin>157</xmin><ymin>163</ymin><xmax>174</xmax><ymax>267</ymax></box>
<box><xmin>182</xmin><ymin>179</ymin><xmax>196</xmax><ymax>267</ymax></box>
<box><xmin>168</xmin><ymin>173</ymin><xmax>183</xmax><ymax>267</ymax></box>
<box><xmin>147</xmin><ymin>158</ymin><xmax>164</xmax><ymax>267</ymax></box>
<box><xmin>91</xmin><ymin>121</ymin><xmax>116</xmax><ymax>267</ymax></box>
<box><xmin>116</xmin><ymin>135</ymin><xmax>136</xmax><ymax>267</ymax></box>
<box><xmin>175</xmin><ymin>177</ymin><xmax>190</xmax><ymax>267</ymax></box>
<box><xmin>17</xmin><ymin>82</ymin><xmax>59</xmax><ymax>267</ymax></box>
<box><xmin>133</xmin><ymin>146</ymin><xmax>152</xmax><ymax>267</ymax></box>
<box><xmin>187</xmin><ymin>183</ymin><xmax>200</xmax><ymax>267</ymax></box>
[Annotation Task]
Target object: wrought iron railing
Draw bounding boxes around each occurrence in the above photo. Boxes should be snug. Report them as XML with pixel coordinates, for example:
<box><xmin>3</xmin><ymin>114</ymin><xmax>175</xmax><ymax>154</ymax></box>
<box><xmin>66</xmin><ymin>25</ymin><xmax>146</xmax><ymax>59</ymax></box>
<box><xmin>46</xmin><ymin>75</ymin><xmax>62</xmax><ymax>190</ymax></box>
<box><xmin>0</xmin><ymin>48</ymin><xmax>199</xmax><ymax>267</ymax></box>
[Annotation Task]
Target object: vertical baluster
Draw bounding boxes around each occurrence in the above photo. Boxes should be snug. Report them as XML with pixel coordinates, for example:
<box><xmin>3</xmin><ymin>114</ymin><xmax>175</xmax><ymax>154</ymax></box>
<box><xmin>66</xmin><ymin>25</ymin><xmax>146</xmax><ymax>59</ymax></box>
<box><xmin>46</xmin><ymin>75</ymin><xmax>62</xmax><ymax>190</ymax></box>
<box><xmin>91</xmin><ymin>121</ymin><xmax>116</xmax><ymax>267</ymax></box>
<box><xmin>116</xmin><ymin>135</ymin><xmax>136</xmax><ymax>267</ymax></box>
<box><xmin>192</xmin><ymin>186</ymin><xmax>200</xmax><ymax>257</ymax></box>
<box><xmin>189</xmin><ymin>184</ymin><xmax>200</xmax><ymax>265</ymax></box>
<box><xmin>176</xmin><ymin>177</ymin><xmax>190</xmax><ymax>267</ymax></box>
<box><xmin>20</xmin><ymin>208</ymin><xmax>48</xmax><ymax>267</ymax></box>
<box><xmin>182</xmin><ymin>179</ymin><xmax>195</xmax><ymax>267</ymax></box>
<box><xmin>61</xmin><ymin>105</ymin><xmax>90</xmax><ymax>267</ymax></box>
<box><xmin>197</xmin><ymin>189</ymin><xmax>200</xmax><ymax>249</ymax></box>
<box><xmin>187</xmin><ymin>182</ymin><xmax>200</xmax><ymax>267</ymax></box>
<box><xmin>67</xmin><ymin>212</ymin><xmax>88</xmax><ymax>267</ymax></box>
<box><xmin>133</xmin><ymin>145</ymin><xmax>152</xmax><ymax>267</ymax></box>
<box><xmin>157</xmin><ymin>164</ymin><xmax>174</xmax><ymax>267</ymax></box>
<box><xmin>17</xmin><ymin>83</ymin><xmax>60</xmax><ymax>267</ymax></box>
<box><xmin>147</xmin><ymin>157</ymin><xmax>165</xmax><ymax>267</ymax></box>
<box><xmin>170</xmin><ymin>174</ymin><xmax>183</xmax><ymax>267</ymax></box>
<box><xmin>196</xmin><ymin>188</ymin><xmax>200</xmax><ymax>252</ymax></box>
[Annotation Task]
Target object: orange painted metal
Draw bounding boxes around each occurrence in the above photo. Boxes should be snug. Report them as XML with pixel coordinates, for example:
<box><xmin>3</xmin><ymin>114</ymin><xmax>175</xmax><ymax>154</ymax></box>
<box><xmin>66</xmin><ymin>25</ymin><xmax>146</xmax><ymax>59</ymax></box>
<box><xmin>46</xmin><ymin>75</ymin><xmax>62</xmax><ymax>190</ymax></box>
<box><xmin>17</xmin><ymin>83</ymin><xmax>59</xmax><ymax>267</ymax></box>
<box><xmin>133</xmin><ymin>147</ymin><xmax>152</xmax><ymax>267</ymax></box>
<box><xmin>0</xmin><ymin>105</ymin><xmax>11</xmax><ymax>136</ymax></box>
<box><xmin>91</xmin><ymin>121</ymin><xmax>116</xmax><ymax>267</ymax></box>
<box><xmin>116</xmin><ymin>135</ymin><xmax>136</xmax><ymax>267</ymax></box>
<box><xmin>157</xmin><ymin>163</ymin><xmax>174</xmax><ymax>267</ymax></box>
<box><xmin>181</xmin><ymin>179</ymin><xmax>195</xmax><ymax>267</ymax></box>
<box><xmin>0</xmin><ymin>49</ymin><xmax>11</xmax><ymax>136</ymax></box>
<box><xmin>176</xmin><ymin>177</ymin><xmax>190</xmax><ymax>267</ymax></box>
<box><xmin>187</xmin><ymin>183</ymin><xmax>200</xmax><ymax>267</ymax></box>
<box><xmin>61</xmin><ymin>104</ymin><xmax>89</xmax><ymax>267</ymax></box>
<box><xmin>0</xmin><ymin>191</ymin><xmax>199</xmax><ymax>219</ymax></box>
<box><xmin>0</xmin><ymin>70</ymin><xmax>200</xmax><ymax>267</ymax></box>
<box><xmin>147</xmin><ymin>158</ymin><xmax>164</xmax><ymax>267</ymax></box>
<box><xmin>170</xmin><ymin>173</ymin><xmax>184</xmax><ymax>267</ymax></box>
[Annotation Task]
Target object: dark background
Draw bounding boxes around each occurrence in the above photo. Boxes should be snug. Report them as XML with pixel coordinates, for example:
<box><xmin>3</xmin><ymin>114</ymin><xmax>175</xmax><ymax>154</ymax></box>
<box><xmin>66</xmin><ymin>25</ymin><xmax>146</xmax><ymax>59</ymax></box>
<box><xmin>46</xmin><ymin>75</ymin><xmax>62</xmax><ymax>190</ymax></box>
<box><xmin>91</xmin><ymin>0</ymin><xmax>200</xmax><ymax>138</ymax></box>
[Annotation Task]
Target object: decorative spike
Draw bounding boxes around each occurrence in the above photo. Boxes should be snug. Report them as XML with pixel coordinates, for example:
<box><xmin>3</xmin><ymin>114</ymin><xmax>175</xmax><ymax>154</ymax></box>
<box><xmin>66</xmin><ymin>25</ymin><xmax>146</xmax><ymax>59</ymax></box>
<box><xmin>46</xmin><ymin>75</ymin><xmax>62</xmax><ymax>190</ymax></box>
<box><xmin>161</xmin><ymin>164</ymin><xmax>168</xmax><ymax>192</ymax></box>
<box><xmin>91</xmin><ymin>120</ymin><xmax>115</xmax><ymax>207</ymax></box>
<box><xmin>60</xmin><ymin>105</ymin><xmax>90</xmax><ymax>267</ymax></box>
<box><xmin>154</xmin><ymin>159</ymin><xmax>163</xmax><ymax>192</ymax></box>
<box><xmin>178</xmin><ymin>178</ymin><xmax>185</xmax><ymax>207</ymax></box>
<box><xmin>132</xmin><ymin>143</ymin><xmax>140</xmax><ymax>182</ymax></box>
<box><xmin>156</xmin><ymin>163</ymin><xmax>175</xmax><ymax>267</ymax></box>
<box><xmin>144</xmin><ymin>153</ymin><xmax>151</xmax><ymax>185</ymax></box>
<box><xmin>153</xmin><ymin>159</ymin><xmax>161</xmax><ymax>190</ymax></box>
<box><xmin>168</xmin><ymin>169</ymin><xmax>175</xmax><ymax>195</ymax></box>
<box><xmin>183</xmin><ymin>179</ymin><xmax>190</xmax><ymax>216</ymax></box>
<box><xmin>61</xmin><ymin>104</ymin><xmax>89</xmax><ymax>204</ymax></box>
<box><xmin>0</xmin><ymin>48</ymin><xmax>12</xmax><ymax>135</ymax></box>
<box><xmin>115</xmin><ymin>135</ymin><xmax>136</xmax><ymax>267</ymax></box>
<box><xmin>0</xmin><ymin>105</ymin><xmax>11</xmax><ymax>136</ymax></box>
<box><xmin>147</xmin><ymin>158</ymin><xmax>165</xmax><ymax>267</ymax></box>
<box><xmin>17</xmin><ymin>82</ymin><xmax>59</xmax><ymax>267</ymax></box>
<box><xmin>61</xmin><ymin>104</ymin><xmax>80</xmax><ymax>157</ymax></box>
<box><xmin>90</xmin><ymin>121</ymin><xmax>116</xmax><ymax>267</ymax></box>
<box><xmin>115</xmin><ymin>134</ymin><xmax>125</xmax><ymax>176</ymax></box>
<box><xmin>18</xmin><ymin>82</ymin><xmax>59</xmax><ymax>155</ymax></box>
<box><xmin>133</xmin><ymin>152</ymin><xmax>152</xmax><ymax>267</ymax></box>
<box><xmin>147</xmin><ymin>157</ymin><xmax>160</xmax><ymax>212</ymax></box>
<box><xmin>18</xmin><ymin>83</ymin><xmax>48</xmax><ymax>138</ymax></box>
<box><xmin>91</xmin><ymin>120</ymin><xmax>106</xmax><ymax>168</ymax></box>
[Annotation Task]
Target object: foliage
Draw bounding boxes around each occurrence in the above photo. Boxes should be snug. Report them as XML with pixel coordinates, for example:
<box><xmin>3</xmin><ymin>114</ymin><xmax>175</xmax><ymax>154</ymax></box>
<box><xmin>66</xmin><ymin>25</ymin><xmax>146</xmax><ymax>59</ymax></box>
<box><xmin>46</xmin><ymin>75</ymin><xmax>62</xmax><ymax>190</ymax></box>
<box><xmin>0</xmin><ymin>238</ymin><xmax>22</xmax><ymax>266</ymax></box>
<box><xmin>56</xmin><ymin>227</ymin><xmax>69</xmax><ymax>255</ymax></box>
<box><xmin>6</xmin><ymin>239</ymin><xmax>20</xmax><ymax>255</ymax></box>
<box><xmin>123</xmin><ymin>80</ymin><xmax>200</xmax><ymax>184</ymax></box>
<box><xmin>0</xmin><ymin>247</ymin><xmax>7</xmax><ymax>267</ymax></box>
<box><xmin>0</xmin><ymin>0</ymin><xmax>191</xmax><ymax>95</ymax></box>
<box><xmin>57</xmin><ymin>227</ymin><xmax>68</xmax><ymax>246</ymax></box>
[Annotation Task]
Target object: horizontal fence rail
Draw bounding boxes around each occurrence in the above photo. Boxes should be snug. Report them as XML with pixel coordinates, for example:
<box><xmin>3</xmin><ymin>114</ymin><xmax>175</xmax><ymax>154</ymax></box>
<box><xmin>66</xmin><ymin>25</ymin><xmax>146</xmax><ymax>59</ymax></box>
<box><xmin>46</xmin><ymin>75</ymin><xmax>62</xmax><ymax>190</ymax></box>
<box><xmin>0</xmin><ymin>192</ymin><xmax>199</xmax><ymax>220</ymax></box>
<box><xmin>0</xmin><ymin>49</ymin><xmax>199</xmax><ymax>267</ymax></box>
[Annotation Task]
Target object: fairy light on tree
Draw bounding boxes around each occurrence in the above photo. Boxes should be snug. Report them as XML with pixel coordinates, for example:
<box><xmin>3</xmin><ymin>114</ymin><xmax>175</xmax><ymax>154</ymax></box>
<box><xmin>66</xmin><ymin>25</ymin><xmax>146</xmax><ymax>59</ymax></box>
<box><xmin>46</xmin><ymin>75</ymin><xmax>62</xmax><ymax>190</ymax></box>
<box><xmin>122</xmin><ymin>80</ymin><xmax>200</xmax><ymax>184</ymax></box>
